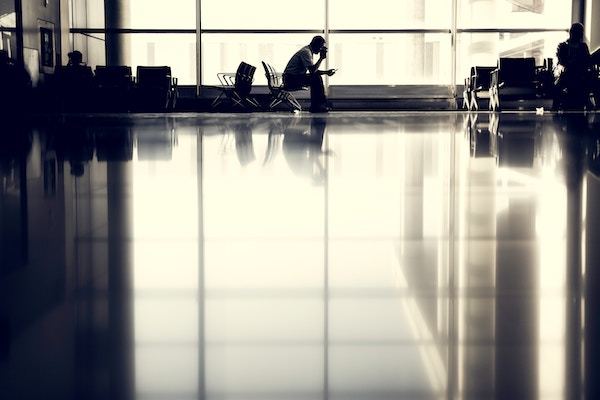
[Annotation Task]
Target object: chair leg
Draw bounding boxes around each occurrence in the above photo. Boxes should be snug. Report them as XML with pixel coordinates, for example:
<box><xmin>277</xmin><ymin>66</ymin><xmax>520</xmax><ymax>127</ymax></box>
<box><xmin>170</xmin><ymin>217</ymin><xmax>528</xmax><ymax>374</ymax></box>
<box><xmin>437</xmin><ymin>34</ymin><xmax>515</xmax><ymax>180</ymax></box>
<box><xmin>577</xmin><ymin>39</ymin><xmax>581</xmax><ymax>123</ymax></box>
<box><xmin>170</xmin><ymin>92</ymin><xmax>177</xmax><ymax>110</ymax></box>
<box><xmin>494</xmin><ymin>90</ymin><xmax>501</xmax><ymax>112</ymax></box>
<box><xmin>270</xmin><ymin>98</ymin><xmax>282</xmax><ymax>109</ymax></box>
<box><xmin>246</xmin><ymin>96</ymin><xmax>261</xmax><ymax>110</ymax></box>
<box><xmin>286</xmin><ymin>92</ymin><xmax>302</xmax><ymax>111</ymax></box>
<box><xmin>489</xmin><ymin>89</ymin><xmax>496</xmax><ymax>111</ymax></box>
<box><xmin>471</xmin><ymin>94</ymin><xmax>478</xmax><ymax>111</ymax></box>
<box><xmin>211</xmin><ymin>92</ymin><xmax>225</xmax><ymax>108</ymax></box>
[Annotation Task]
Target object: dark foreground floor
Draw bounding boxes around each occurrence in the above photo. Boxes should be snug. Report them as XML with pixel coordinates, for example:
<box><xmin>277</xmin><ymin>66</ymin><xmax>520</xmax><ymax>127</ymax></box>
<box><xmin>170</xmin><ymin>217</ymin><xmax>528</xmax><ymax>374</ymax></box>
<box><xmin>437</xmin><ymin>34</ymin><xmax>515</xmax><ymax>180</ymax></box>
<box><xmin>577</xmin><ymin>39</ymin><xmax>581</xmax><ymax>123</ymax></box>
<box><xmin>1</xmin><ymin>112</ymin><xmax>600</xmax><ymax>400</ymax></box>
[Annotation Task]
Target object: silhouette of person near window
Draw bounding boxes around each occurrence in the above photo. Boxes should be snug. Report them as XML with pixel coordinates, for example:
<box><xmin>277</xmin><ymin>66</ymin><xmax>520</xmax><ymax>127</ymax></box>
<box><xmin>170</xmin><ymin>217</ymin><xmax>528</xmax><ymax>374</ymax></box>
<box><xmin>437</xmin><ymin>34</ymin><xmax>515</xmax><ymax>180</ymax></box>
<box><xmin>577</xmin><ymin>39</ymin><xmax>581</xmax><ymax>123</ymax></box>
<box><xmin>64</xmin><ymin>50</ymin><xmax>94</xmax><ymax>84</ymax></box>
<box><xmin>0</xmin><ymin>50</ymin><xmax>32</xmax><ymax>115</ymax></box>
<box><xmin>56</xmin><ymin>50</ymin><xmax>95</xmax><ymax>111</ymax></box>
<box><xmin>555</xmin><ymin>23</ymin><xmax>591</xmax><ymax>110</ymax></box>
<box><xmin>283</xmin><ymin>36</ymin><xmax>336</xmax><ymax>113</ymax></box>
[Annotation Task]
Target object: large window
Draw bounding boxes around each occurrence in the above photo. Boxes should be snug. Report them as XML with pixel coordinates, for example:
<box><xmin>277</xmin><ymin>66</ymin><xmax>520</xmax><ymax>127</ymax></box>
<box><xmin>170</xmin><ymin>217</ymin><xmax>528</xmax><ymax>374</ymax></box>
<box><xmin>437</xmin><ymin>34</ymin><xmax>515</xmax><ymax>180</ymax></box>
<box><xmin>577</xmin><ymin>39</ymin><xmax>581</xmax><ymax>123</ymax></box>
<box><xmin>455</xmin><ymin>0</ymin><xmax>572</xmax><ymax>83</ymax></box>
<box><xmin>202</xmin><ymin>34</ymin><xmax>321</xmax><ymax>85</ymax></box>
<box><xmin>69</xmin><ymin>0</ymin><xmax>575</xmax><ymax>92</ymax></box>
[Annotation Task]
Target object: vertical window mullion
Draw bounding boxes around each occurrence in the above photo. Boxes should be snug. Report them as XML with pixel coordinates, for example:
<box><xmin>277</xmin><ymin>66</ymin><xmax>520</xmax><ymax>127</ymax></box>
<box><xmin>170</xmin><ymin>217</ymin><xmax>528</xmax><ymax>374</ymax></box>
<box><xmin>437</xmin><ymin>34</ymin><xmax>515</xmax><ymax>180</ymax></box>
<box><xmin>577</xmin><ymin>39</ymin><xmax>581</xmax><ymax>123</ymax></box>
<box><xmin>451</xmin><ymin>0</ymin><xmax>458</xmax><ymax>99</ymax></box>
<box><xmin>196</xmin><ymin>0</ymin><xmax>202</xmax><ymax>94</ymax></box>
<box><xmin>325</xmin><ymin>0</ymin><xmax>330</xmax><ymax>92</ymax></box>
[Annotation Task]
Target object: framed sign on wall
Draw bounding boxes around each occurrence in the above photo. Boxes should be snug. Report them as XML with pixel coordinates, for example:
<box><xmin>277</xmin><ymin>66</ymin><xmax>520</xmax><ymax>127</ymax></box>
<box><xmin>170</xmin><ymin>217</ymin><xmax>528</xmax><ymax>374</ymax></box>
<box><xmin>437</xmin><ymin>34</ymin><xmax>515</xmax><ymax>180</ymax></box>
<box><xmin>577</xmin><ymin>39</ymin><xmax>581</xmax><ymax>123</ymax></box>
<box><xmin>38</xmin><ymin>20</ymin><xmax>55</xmax><ymax>73</ymax></box>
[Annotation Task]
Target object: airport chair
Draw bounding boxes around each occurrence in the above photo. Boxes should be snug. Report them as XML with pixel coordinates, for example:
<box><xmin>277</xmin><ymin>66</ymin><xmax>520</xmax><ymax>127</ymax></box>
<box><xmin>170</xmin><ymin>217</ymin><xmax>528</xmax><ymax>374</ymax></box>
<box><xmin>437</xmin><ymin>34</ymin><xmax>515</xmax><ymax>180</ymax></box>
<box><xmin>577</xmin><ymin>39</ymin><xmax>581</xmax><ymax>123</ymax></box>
<box><xmin>94</xmin><ymin>66</ymin><xmax>134</xmax><ymax>111</ymax></box>
<box><xmin>462</xmin><ymin>73</ymin><xmax>472</xmax><ymax>110</ymax></box>
<box><xmin>589</xmin><ymin>65</ymin><xmax>600</xmax><ymax>109</ymax></box>
<box><xmin>53</xmin><ymin>65</ymin><xmax>95</xmax><ymax>112</ymax></box>
<box><xmin>135</xmin><ymin>66</ymin><xmax>178</xmax><ymax>111</ymax></box>
<box><xmin>469</xmin><ymin>66</ymin><xmax>495</xmax><ymax>111</ymax></box>
<box><xmin>211</xmin><ymin>61</ymin><xmax>261</xmax><ymax>110</ymax></box>
<box><xmin>489</xmin><ymin>58</ymin><xmax>539</xmax><ymax>111</ymax></box>
<box><xmin>262</xmin><ymin>61</ymin><xmax>303</xmax><ymax>111</ymax></box>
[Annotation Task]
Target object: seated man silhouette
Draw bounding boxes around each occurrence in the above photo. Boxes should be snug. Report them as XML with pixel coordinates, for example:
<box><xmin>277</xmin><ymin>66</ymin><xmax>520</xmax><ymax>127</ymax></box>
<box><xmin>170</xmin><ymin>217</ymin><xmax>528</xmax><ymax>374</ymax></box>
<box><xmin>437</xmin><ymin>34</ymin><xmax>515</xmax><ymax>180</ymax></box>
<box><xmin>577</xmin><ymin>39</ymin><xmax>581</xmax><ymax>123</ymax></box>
<box><xmin>283</xmin><ymin>36</ymin><xmax>336</xmax><ymax>113</ymax></box>
<box><xmin>65</xmin><ymin>50</ymin><xmax>94</xmax><ymax>80</ymax></box>
<box><xmin>555</xmin><ymin>23</ymin><xmax>591</xmax><ymax>110</ymax></box>
<box><xmin>57</xmin><ymin>50</ymin><xmax>95</xmax><ymax>111</ymax></box>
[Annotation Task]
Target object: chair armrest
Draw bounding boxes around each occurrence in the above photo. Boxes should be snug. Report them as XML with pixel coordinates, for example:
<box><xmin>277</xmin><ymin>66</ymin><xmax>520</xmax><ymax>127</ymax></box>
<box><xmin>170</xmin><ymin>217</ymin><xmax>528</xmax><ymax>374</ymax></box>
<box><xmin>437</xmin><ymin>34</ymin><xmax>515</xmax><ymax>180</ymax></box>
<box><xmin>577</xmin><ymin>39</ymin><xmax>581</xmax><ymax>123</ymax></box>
<box><xmin>217</xmin><ymin>73</ymin><xmax>236</xmax><ymax>86</ymax></box>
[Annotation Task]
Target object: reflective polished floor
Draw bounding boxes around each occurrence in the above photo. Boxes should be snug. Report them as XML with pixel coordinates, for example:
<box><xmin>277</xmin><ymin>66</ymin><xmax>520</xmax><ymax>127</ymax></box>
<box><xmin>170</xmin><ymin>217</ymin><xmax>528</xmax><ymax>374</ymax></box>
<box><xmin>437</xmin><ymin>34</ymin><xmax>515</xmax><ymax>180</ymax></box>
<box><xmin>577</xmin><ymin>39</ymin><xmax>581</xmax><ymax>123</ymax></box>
<box><xmin>1</xmin><ymin>112</ymin><xmax>600</xmax><ymax>400</ymax></box>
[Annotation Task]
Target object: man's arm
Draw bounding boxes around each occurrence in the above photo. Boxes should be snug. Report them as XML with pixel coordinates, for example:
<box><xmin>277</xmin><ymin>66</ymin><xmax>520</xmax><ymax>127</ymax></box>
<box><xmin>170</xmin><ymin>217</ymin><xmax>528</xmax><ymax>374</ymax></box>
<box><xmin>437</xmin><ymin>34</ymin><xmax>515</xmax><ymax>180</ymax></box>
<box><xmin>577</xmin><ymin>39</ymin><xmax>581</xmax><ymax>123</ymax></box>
<box><xmin>308</xmin><ymin>55</ymin><xmax>324</xmax><ymax>74</ymax></box>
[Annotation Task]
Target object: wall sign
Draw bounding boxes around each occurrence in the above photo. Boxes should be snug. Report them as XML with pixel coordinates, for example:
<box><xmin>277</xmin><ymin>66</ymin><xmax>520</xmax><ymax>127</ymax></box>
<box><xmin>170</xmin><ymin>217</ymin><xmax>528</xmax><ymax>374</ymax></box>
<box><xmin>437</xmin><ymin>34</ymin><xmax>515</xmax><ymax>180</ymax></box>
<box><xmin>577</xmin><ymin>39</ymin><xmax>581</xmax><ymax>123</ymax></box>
<box><xmin>37</xmin><ymin>20</ymin><xmax>55</xmax><ymax>74</ymax></box>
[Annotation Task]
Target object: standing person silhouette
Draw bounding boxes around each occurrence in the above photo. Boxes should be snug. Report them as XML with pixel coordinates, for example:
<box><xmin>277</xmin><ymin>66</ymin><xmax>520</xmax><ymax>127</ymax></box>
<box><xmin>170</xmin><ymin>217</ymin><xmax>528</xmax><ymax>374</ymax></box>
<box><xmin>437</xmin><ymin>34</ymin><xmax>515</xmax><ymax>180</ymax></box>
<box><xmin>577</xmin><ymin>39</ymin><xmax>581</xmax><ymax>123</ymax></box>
<box><xmin>555</xmin><ymin>23</ymin><xmax>591</xmax><ymax>110</ymax></box>
<box><xmin>283</xmin><ymin>36</ymin><xmax>336</xmax><ymax>113</ymax></box>
<box><xmin>0</xmin><ymin>50</ymin><xmax>31</xmax><ymax>115</ymax></box>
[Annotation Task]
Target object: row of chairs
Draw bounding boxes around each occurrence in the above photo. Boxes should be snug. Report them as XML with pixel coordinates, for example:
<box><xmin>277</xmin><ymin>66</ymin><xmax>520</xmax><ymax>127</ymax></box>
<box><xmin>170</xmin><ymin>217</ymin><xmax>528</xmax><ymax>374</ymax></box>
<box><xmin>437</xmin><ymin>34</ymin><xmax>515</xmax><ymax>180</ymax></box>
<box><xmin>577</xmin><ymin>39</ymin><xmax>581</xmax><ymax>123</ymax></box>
<box><xmin>51</xmin><ymin>65</ymin><xmax>178</xmax><ymax>112</ymax></box>
<box><xmin>211</xmin><ymin>61</ymin><xmax>305</xmax><ymax>112</ymax></box>
<box><xmin>229</xmin><ymin>58</ymin><xmax>556</xmax><ymax>113</ymax></box>
<box><xmin>463</xmin><ymin>58</ymin><xmax>554</xmax><ymax>111</ymax></box>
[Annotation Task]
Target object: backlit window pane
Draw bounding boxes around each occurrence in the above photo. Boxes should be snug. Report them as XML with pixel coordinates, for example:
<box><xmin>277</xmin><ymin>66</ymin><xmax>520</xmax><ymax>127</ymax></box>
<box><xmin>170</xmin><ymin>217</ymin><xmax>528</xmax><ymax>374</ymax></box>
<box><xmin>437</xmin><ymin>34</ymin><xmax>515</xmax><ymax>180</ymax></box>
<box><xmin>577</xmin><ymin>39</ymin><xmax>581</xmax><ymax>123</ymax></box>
<box><xmin>129</xmin><ymin>0</ymin><xmax>196</xmax><ymax>29</ymax></box>
<box><xmin>329</xmin><ymin>0</ymin><xmax>452</xmax><ymax>29</ymax></box>
<box><xmin>457</xmin><ymin>0</ymin><xmax>571</xmax><ymax>29</ymax></box>
<box><xmin>201</xmin><ymin>0</ymin><xmax>325</xmax><ymax>30</ymax></box>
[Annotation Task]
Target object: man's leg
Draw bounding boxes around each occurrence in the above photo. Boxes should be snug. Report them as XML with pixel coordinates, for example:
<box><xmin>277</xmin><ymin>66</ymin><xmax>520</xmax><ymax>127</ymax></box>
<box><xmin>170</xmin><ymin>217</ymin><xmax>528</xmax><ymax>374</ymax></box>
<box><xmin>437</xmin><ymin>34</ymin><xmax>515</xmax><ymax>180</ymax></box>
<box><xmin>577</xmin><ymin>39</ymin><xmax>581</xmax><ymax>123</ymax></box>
<box><xmin>309</xmin><ymin>73</ymin><xmax>327</xmax><ymax>111</ymax></box>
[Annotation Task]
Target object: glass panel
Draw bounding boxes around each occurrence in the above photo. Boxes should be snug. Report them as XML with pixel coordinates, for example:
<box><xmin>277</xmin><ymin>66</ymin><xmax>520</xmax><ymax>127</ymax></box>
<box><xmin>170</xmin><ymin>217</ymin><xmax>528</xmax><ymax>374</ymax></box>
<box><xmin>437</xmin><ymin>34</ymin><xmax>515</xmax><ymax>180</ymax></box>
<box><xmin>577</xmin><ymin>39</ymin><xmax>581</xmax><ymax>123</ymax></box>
<box><xmin>201</xmin><ymin>33</ymin><xmax>316</xmax><ymax>85</ymax></box>
<box><xmin>0</xmin><ymin>0</ymin><xmax>16</xmax><ymax>28</ymax></box>
<box><xmin>72</xmin><ymin>33</ymin><xmax>106</xmax><ymax>70</ymax></box>
<box><xmin>201</xmin><ymin>0</ymin><xmax>325</xmax><ymax>30</ymax></box>
<box><xmin>328</xmin><ymin>33</ymin><xmax>452</xmax><ymax>85</ymax></box>
<box><xmin>0</xmin><ymin>0</ymin><xmax>16</xmax><ymax>71</ymax></box>
<box><xmin>70</xmin><ymin>0</ymin><xmax>105</xmax><ymax>29</ymax></box>
<box><xmin>129</xmin><ymin>0</ymin><xmax>196</xmax><ymax>29</ymax></box>
<box><xmin>457</xmin><ymin>0</ymin><xmax>572</xmax><ymax>29</ymax></box>
<box><xmin>329</xmin><ymin>0</ymin><xmax>452</xmax><ymax>29</ymax></box>
<box><xmin>456</xmin><ymin>31</ymin><xmax>566</xmax><ymax>83</ymax></box>
<box><xmin>128</xmin><ymin>33</ymin><xmax>197</xmax><ymax>85</ymax></box>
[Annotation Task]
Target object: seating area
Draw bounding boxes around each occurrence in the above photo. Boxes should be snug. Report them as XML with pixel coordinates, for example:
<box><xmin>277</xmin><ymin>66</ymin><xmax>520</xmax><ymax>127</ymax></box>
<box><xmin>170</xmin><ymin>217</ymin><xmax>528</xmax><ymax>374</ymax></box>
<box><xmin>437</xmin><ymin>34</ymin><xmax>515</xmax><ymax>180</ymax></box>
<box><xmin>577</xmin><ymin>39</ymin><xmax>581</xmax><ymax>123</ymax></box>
<box><xmin>490</xmin><ymin>58</ymin><xmax>546</xmax><ymax>111</ymax></box>
<box><xmin>463</xmin><ymin>57</ymin><xmax>564</xmax><ymax>112</ymax></box>
<box><xmin>47</xmin><ymin>65</ymin><xmax>178</xmax><ymax>112</ymax></box>
<box><xmin>208</xmin><ymin>61</ymin><xmax>306</xmax><ymax>112</ymax></box>
<box><xmin>25</xmin><ymin>56</ymin><xmax>600</xmax><ymax>114</ymax></box>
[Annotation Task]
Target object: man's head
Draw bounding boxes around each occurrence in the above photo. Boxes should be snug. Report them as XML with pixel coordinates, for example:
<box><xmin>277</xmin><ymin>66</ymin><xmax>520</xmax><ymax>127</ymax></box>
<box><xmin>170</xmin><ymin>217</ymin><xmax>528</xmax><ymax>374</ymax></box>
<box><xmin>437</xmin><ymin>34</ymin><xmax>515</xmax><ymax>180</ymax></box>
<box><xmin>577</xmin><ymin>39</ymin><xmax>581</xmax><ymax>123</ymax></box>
<box><xmin>309</xmin><ymin>36</ymin><xmax>326</xmax><ymax>53</ymax></box>
<box><xmin>68</xmin><ymin>50</ymin><xmax>83</xmax><ymax>65</ymax></box>
<box><xmin>569</xmin><ymin>23</ymin><xmax>585</xmax><ymax>42</ymax></box>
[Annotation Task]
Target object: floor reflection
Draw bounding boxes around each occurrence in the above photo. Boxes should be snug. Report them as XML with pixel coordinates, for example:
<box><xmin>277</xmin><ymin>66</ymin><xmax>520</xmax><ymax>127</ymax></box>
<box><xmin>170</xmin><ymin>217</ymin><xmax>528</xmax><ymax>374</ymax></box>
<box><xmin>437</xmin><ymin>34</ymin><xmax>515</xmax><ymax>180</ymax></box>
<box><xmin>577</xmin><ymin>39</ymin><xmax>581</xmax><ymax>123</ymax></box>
<box><xmin>0</xmin><ymin>112</ymin><xmax>599</xmax><ymax>399</ymax></box>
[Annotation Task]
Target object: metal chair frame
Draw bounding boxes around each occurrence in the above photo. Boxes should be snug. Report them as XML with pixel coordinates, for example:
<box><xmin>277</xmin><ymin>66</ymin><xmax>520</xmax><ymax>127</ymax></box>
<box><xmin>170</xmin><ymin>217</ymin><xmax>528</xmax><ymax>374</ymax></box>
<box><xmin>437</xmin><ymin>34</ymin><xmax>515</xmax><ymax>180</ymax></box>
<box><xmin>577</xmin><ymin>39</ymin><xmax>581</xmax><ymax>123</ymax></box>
<box><xmin>211</xmin><ymin>62</ymin><xmax>261</xmax><ymax>110</ymax></box>
<box><xmin>262</xmin><ymin>61</ymin><xmax>304</xmax><ymax>111</ymax></box>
